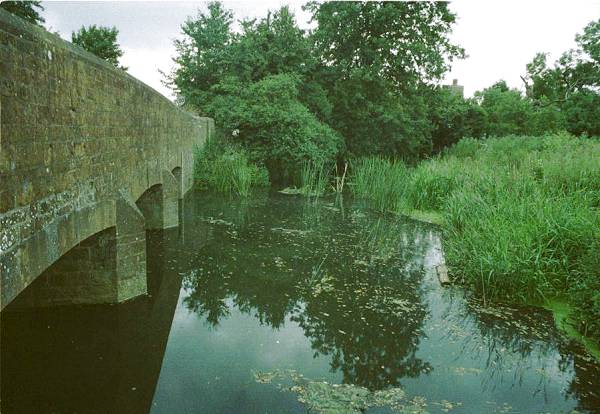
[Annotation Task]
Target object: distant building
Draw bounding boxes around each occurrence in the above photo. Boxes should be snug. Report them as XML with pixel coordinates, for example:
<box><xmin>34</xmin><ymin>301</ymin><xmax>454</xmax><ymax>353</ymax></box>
<box><xmin>443</xmin><ymin>79</ymin><xmax>464</xmax><ymax>98</ymax></box>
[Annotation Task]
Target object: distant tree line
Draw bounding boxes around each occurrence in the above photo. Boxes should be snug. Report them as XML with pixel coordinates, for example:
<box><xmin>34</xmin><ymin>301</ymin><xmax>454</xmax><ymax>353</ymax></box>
<box><xmin>431</xmin><ymin>18</ymin><xmax>600</xmax><ymax>151</ymax></box>
<box><xmin>168</xmin><ymin>1</ymin><xmax>600</xmax><ymax>184</ymax></box>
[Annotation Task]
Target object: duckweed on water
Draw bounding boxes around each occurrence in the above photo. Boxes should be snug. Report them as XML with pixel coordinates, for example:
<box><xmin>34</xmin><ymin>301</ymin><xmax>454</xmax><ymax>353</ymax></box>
<box><xmin>252</xmin><ymin>369</ymin><xmax>430</xmax><ymax>414</ymax></box>
<box><xmin>171</xmin><ymin>193</ymin><xmax>600</xmax><ymax>412</ymax></box>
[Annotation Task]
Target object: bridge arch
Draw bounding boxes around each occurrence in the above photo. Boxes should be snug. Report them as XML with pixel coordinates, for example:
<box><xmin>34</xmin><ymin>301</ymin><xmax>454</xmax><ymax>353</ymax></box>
<box><xmin>171</xmin><ymin>167</ymin><xmax>183</xmax><ymax>200</ymax></box>
<box><xmin>0</xmin><ymin>10</ymin><xmax>214</xmax><ymax>310</ymax></box>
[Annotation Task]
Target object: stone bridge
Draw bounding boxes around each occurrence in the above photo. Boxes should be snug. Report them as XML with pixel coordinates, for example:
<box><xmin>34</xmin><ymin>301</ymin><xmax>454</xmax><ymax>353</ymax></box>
<box><xmin>0</xmin><ymin>10</ymin><xmax>213</xmax><ymax>310</ymax></box>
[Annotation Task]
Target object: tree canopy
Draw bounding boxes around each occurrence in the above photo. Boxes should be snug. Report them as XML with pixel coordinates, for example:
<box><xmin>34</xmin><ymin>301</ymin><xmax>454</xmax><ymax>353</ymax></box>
<box><xmin>168</xmin><ymin>2</ymin><xmax>599</xmax><ymax>183</ymax></box>
<box><xmin>71</xmin><ymin>25</ymin><xmax>126</xmax><ymax>69</ymax></box>
<box><xmin>0</xmin><ymin>0</ymin><xmax>44</xmax><ymax>26</ymax></box>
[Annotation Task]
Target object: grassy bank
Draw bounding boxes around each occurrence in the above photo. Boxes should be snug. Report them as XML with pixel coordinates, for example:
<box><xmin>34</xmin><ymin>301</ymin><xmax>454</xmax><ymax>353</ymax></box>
<box><xmin>350</xmin><ymin>133</ymin><xmax>600</xmax><ymax>351</ymax></box>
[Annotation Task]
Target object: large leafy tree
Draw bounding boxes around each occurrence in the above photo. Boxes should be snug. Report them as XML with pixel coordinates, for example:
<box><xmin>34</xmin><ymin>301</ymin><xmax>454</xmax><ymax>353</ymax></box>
<box><xmin>0</xmin><ymin>0</ymin><xmax>44</xmax><ymax>26</ymax></box>
<box><xmin>168</xmin><ymin>2</ymin><xmax>342</xmax><ymax>183</ymax></box>
<box><xmin>427</xmin><ymin>88</ymin><xmax>487</xmax><ymax>152</ymax></box>
<box><xmin>71</xmin><ymin>25</ymin><xmax>126</xmax><ymax>69</ymax></box>
<box><xmin>230</xmin><ymin>7</ymin><xmax>313</xmax><ymax>83</ymax></box>
<box><xmin>168</xmin><ymin>1</ymin><xmax>234</xmax><ymax>110</ymax></box>
<box><xmin>473</xmin><ymin>80</ymin><xmax>564</xmax><ymax>137</ymax></box>
<box><xmin>523</xmin><ymin>19</ymin><xmax>600</xmax><ymax>136</ymax></box>
<box><xmin>305</xmin><ymin>2</ymin><xmax>464</xmax><ymax>89</ymax></box>
<box><xmin>304</xmin><ymin>1</ymin><xmax>465</xmax><ymax>158</ymax></box>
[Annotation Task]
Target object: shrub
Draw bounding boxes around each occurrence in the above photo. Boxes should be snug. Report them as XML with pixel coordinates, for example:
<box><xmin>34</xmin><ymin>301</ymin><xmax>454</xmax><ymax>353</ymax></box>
<box><xmin>206</xmin><ymin>74</ymin><xmax>343</xmax><ymax>185</ymax></box>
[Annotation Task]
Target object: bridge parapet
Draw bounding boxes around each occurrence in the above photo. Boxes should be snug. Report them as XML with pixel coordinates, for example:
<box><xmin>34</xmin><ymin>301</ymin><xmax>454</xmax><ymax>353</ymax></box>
<box><xmin>0</xmin><ymin>10</ymin><xmax>213</xmax><ymax>309</ymax></box>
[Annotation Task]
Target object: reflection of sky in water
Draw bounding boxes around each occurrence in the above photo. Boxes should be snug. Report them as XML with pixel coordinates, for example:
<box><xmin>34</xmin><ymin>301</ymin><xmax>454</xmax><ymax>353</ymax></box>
<box><xmin>152</xmin><ymin>296</ymin><xmax>335</xmax><ymax>413</ymax></box>
<box><xmin>150</xmin><ymin>192</ymin><xmax>600</xmax><ymax>414</ymax></box>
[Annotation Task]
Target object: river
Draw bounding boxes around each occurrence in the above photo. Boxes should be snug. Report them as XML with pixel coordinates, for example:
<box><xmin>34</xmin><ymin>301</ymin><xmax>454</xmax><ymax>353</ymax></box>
<box><xmin>1</xmin><ymin>191</ymin><xmax>599</xmax><ymax>413</ymax></box>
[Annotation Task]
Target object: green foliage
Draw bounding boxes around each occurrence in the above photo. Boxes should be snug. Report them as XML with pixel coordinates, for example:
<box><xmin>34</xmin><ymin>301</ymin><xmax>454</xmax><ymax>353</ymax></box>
<box><xmin>206</xmin><ymin>74</ymin><xmax>343</xmax><ymax>183</ymax></box>
<box><xmin>168</xmin><ymin>1</ymin><xmax>234</xmax><ymax>109</ymax></box>
<box><xmin>299</xmin><ymin>160</ymin><xmax>329</xmax><ymax>197</ymax></box>
<box><xmin>71</xmin><ymin>25</ymin><xmax>126</xmax><ymax>69</ymax></box>
<box><xmin>0</xmin><ymin>0</ymin><xmax>44</xmax><ymax>26</ymax></box>
<box><xmin>350</xmin><ymin>157</ymin><xmax>408</xmax><ymax>213</ymax></box>
<box><xmin>305</xmin><ymin>2</ymin><xmax>464</xmax><ymax>87</ymax></box>
<box><xmin>168</xmin><ymin>1</ymin><xmax>465</xmax><ymax>181</ymax></box>
<box><xmin>305</xmin><ymin>1</ymin><xmax>464</xmax><ymax>159</ymax></box>
<box><xmin>428</xmin><ymin>88</ymin><xmax>486</xmax><ymax>151</ymax></box>
<box><xmin>170</xmin><ymin>2</ymin><xmax>598</xmax><ymax>193</ymax></box>
<box><xmin>562</xmin><ymin>90</ymin><xmax>600</xmax><ymax>136</ymax></box>
<box><xmin>523</xmin><ymin>19</ymin><xmax>600</xmax><ymax>137</ymax></box>
<box><xmin>474</xmin><ymin>81</ymin><xmax>566</xmax><ymax>137</ymax></box>
<box><xmin>194</xmin><ymin>138</ymin><xmax>269</xmax><ymax>196</ymax></box>
<box><xmin>169</xmin><ymin>4</ymin><xmax>342</xmax><ymax>184</ymax></box>
<box><xmin>350</xmin><ymin>134</ymin><xmax>600</xmax><ymax>345</ymax></box>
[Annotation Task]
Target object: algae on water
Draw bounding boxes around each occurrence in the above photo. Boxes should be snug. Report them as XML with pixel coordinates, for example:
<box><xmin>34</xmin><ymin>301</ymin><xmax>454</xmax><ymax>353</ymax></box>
<box><xmin>253</xmin><ymin>369</ymin><xmax>429</xmax><ymax>414</ymax></box>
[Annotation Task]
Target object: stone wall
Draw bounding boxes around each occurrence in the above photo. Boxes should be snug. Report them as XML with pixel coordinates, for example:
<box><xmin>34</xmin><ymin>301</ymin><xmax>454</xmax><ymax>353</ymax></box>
<box><xmin>0</xmin><ymin>10</ymin><xmax>214</xmax><ymax>309</ymax></box>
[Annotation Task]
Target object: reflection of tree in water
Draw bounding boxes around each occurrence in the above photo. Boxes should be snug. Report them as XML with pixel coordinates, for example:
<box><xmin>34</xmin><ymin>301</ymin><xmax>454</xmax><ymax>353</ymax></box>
<box><xmin>292</xmin><ymin>215</ymin><xmax>433</xmax><ymax>390</ymax></box>
<box><xmin>456</xmin><ymin>296</ymin><xmax>600</xmax><ymax>408</ymax></box>
<box><xmin>182</xmin><ymin>195</ymin><xmax>434</xmax><ymax>390</ymax></box>
<box><xmin>293</xmin><ymin>271</ymin><xmax>430</xmax><ymax>390</ymax></box>
<box><xmin>183</xmin><ymin>266</ymin><xmax>231</xmax><ymax>327</ymax></box>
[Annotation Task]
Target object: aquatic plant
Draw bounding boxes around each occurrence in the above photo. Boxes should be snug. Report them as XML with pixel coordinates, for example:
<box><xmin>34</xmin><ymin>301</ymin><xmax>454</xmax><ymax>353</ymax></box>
<box><xmin>350</xmin><ymin>133</ymin><xmax>600</xmax><ymax>345</ymax></box>
<box><xmin>333</xmin><ymin>162</ymin><xmax>348</xmax><ymax>194</ymax></box>
<box><xmin>253</xmin><ymin>369</ymin><xmax>429</xmax><ymax>414</ymax></box>
<box><xmin>300</xmin><ymin>159</ymin><xmax>330</xmax><ymax>197</ymax></box>
<box><xmin>194</xmin><ymin>139</ymin><xmax>269</xmax><ymax>196</ymax></box>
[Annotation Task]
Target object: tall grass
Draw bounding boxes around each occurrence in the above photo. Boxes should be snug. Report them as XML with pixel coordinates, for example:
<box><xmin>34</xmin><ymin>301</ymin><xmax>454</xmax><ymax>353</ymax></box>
<box><xmin>351</xmin><ymin>157</ymin><xmax>409</xmax><ymax>212</ymax></box>
<box><xmin>350</xmin><ymin>133</ymin><xmax>600</xmax><ymax>345</ymax></box>
<box><xmin>194</xmin><ymin>140</ymin><xmax>269</xmax><ymax>196</ymax></box>
<box><xmin>299</xmin><ymin>160</ymin><xmax>329</xmax><ymax>197</ymax></box>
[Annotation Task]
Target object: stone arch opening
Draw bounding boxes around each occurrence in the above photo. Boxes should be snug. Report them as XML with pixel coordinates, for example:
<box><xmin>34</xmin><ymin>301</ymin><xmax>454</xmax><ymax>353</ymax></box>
<box><xmin>171</xmin><ymin>167</ymin><xmax>183</xmax><ymax>200</ymax></box>
<box><xmin>136</xmin><ymin>184</ymin><xmax>165</xmax><ymax>230</ymax></box>
<box><xmin>6</xmin><ymin>227</ymin><xmax>119</xmax><ymax>309</ymax></box>
<box><xmin>1</xmin><ymin>191</ymin><xmax>148</xmax><ymax>310</ymax></box>
<box><xmin>135</xmin><ymin>170</ymin><xmax>180</xmax><ymax>230</ymax></box>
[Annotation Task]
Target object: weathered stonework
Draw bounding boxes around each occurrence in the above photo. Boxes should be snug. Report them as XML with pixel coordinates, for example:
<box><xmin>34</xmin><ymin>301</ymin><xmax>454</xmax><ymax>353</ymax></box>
<box><xmin>0</xmin><ymin>10</ymin><xmax>214</xmax><ymax>309</ymax></box>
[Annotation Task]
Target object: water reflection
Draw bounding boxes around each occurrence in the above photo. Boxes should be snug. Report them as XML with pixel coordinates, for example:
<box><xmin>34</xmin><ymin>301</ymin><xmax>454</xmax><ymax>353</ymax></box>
<box><xmin>173</xmin><ymin>192</ymin><xmax>600</xmax><ymax>413</ymax></box>
<box><xmin>0</xmin><ymin>229</ymin><xmax>183</xmax><ymax>414</ymax></box>
<box><xmin>180</xmin><ymin>194</ymin><xmax>436</xmax><ymax>391</ymax></box>
<box><xmin>1</xmin><ymin>191</ymin><xmax>599</xmax><ymax>414</ymax></box>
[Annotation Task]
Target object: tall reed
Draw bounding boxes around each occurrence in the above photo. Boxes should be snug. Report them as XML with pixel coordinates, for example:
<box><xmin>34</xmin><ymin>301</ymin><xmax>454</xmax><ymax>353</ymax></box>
<box><xmin>299</xmin><ymin>160</ymin><xmax>329</xmax><ymax>197</ymax></box>
<box><xmin>350</xmin><ymin>133</ymin><xmax>600</xmax><ymax>344</ymax></box>
<box><xmin>194</xmin><ymin>142</ymin><xmax>269</xmax><ymax>196</ymax></box>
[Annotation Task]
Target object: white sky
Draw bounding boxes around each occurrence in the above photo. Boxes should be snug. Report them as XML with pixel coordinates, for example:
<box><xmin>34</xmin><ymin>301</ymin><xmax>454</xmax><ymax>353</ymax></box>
<box><xmin>41</xmin><ymin>1</ymin><xmax>600</xmax><ymax>100</ymax></box>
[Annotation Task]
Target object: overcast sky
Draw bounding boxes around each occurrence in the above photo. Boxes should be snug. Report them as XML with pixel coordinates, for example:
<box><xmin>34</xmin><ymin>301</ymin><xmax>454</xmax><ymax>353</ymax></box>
<box><xmin>42</xmin><ymin>1</ymin><xmax>600</xmax><ymax>100</ymax></box>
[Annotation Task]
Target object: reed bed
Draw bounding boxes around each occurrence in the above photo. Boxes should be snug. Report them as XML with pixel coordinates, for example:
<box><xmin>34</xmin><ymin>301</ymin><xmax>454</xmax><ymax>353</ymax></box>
<box><xmin>194</xmin><ymin>142</ymin><xmax>269</xmax><ymax>196</ymax></box>
<box><xmin>350</xmin><ymin>133</ymin><xmax>600</xmax><ymax>344</ymax></box>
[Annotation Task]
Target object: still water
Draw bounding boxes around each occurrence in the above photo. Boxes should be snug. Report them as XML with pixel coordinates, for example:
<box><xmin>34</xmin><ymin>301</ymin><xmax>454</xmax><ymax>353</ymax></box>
<box><xmin>1</xmin><ymin>191</ymin><xmax>599</xmax><ymax>413</ymax></box>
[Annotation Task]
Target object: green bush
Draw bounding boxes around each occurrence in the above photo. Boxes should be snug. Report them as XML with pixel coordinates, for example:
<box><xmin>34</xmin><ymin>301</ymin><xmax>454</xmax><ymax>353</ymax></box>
<box><xmin>206</xmin><ymin>74</ymin><xmax>343</xmax><ymax>184</ymax></box>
